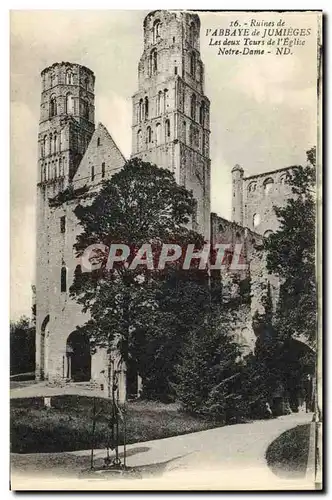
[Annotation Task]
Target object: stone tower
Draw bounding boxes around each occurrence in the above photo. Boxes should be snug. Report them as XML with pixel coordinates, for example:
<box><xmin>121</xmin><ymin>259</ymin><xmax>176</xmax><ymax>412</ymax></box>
<box><xmin>231</xmin><ymin>164</ymin><xmax>244</xmax><ymax>225</ymax></box>
<box><xmin>131</xmin><ymin>10</ymin><xmax>211</xmax><ymax>240</ymax></box>
<box><xmin>36</xmin><ymin>62</ymin><xmax>96</xmax><ymax>380</ymax></box>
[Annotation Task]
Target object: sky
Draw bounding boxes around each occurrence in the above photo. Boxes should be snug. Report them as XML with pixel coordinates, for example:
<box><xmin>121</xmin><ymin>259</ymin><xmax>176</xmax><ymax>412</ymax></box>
<box><xmin>10</xmin><ymin>10</ymin><xmax>319</xmax><ymax>320</ymax></box>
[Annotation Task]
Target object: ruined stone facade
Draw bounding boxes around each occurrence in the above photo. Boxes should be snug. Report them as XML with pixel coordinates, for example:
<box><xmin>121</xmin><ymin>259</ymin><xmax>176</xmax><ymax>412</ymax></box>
<box><xmin>232</xmin><ymin>164</ymin><xmax>295</xmax><ymax>236</ymax></box>
<box><xmin>35</xmin><ymin>11</ymin><xmax>295</xmax><ymax>399</ymax></box>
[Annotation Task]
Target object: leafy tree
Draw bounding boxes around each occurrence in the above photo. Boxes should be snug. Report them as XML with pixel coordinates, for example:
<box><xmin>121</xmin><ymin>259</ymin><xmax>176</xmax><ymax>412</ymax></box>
<box><xmin>70</xmin><ymin>158</ymin><xmax>209</xmax><ymax>399</ymax></box>
<box><xmin>263</xmin><ymin>147</ymin><xmax>317</xmax><ymax>346</ymax></box>
<box><xmin>10</xmin><ymin>316</ymin><xmax>35</xmax><ymax>375</ymax></box>
<box><xmin>174</xmin><ymin>305</ymin><xmax>245</xmax><ymax>423</ymax></box>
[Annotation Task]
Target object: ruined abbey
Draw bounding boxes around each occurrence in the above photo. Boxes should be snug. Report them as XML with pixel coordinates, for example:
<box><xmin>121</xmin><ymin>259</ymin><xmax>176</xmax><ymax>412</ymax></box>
<box><xmin>35</xmin><ymin>11</ymin><xmax>295</xmax><ymax>400</ymax></box>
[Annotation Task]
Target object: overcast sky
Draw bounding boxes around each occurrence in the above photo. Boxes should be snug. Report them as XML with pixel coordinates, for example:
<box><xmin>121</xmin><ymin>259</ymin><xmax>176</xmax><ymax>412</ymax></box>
<box><xmin>10</xmin><ymin>10</ymin><xmax>319</xmax><ymax>319</ymax></box>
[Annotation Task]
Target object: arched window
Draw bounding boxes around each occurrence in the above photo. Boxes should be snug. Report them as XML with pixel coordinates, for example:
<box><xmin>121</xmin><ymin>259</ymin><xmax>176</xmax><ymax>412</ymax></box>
<box><xmin>150</xmin><ymin>49</ymin><xmax>158</xmax><ymax>75</ymax></box>
<box><xmin>153</xmin><ymin>19</ymin><xmax>161</xmax><ymax>44</ymax></box>
<box><xmin>156</xmin><ymin>123</ymin><xmax>161</xmax><ymax>145</ymax></box>
<box><xmin>61</xmin><ymin>267</ymin><xmax>67</xmax><ymax>293</ymax></box>
<box><xmin>53</xmin><ymin>162</ymin><xmax>57</xmax><ymax>179</ymax></box>
<box><xmin>147</xmin><ymin>126</ymin><xmax>152</xmax><ymax>144</ymax></box>
<box><xmin>84</xmin><ymin>77</ymin><xmax>89</xmax><ymax>90</ymax></box>
<box><xmin>102</xmin><ymin>162</ymin><xmax>105</xmax><ymax>178</ymax></box>
<box><xmin>49</xmin><ymin>133</ymin><xmax>53</xmax><ymax>155</ymax></box>
<box><xmin>165</xmin><ymin>119</ymin><xmax>170</xmax><ymax>140</ymax></box>
<box><xmin>91</xmin><ymin>165</ymin><xmax>95</xmax><ymax>181</ymax></box>
<box><xmin>183</xmin><ymin>121</ymin><xmax>186</xmax><ymax>143</ymax></box>
<box><xmin>190</xmin><ymin>52</ymin><xmax>196</xmax><ymax>77</ymax></box>
<box><xmin>66</xmin><ymin>93</ymin><xmax>74</xmax><ymax>114</ymax></box>
<box><xmin>137</xmin><ymin>129</ymin><xmax>142</xmax><ymax>152</ymax></box>
<box><xmin>138</xmin><ymin>99</ymin><xmax>143</xmax><ymax>122</ymax></box>
<box><xmin>41</xmin><ymin>136</ymin><xmax>47</xmax><ymax>157</ymax></box>
<box><xmin>189</xmin><ymin>22</ymin><xmax>196</xmax><ymax>46</ymax></box>
<box><xmin>263</xmin><ymin>230</ymin><xmax>273</xmax><ymax>238</ymax></box>
<box><xmin>248</xmin><ymin>182</ymin><xmax>257</xmax><ymax>193</ymax></box>
<box><xmin>53</xmin><ymin>132</ymin><xmax>57</xmax><ymax>154</ymax></box>
<box><xmin>263</xmin><ymin>177</ymin><xmax>274</xmax><ymax>195</ymax></box>
<box><xmin>157</xmin><ymin>91</ymin><xmax>162</xmax><ymax>115</ymax></box>
<box><xmin>43</xmin><ymin>164</ymin><xmax>46</xmax><ymax>182</ymax></box>
<box><xmin>144</xmin><ymin>97</ymin><xmax>149</xmax><ymax>120</ymax></box>
<box><xmin>59</xmin><ymin>158</ymin><xmax>63</xmax><ymax>177</ymax></box>
<box><xmin>164</xmin><ymin>89</ymin><xmax>168</xmax><ymax>113</ymax></box>
<box><xmin>253</xmin><ymin>213</ymin><xmax>261</xmax><ymax>228</ymax></box>
<box><xmin>190</xmin><ymin>94</ymin><xmax>196</xmax><ymax>120</ymax></box>
<box><xmin>49</xmin><ymin>95</ymin><xmax>57</xmax><ymax>117</ymax></box>
<box><xmin>199</xmin><ymin>101</ymin><xmax>205</xmax><ymax>126</ymax></box>
<box><xmin>66</xmin><ymin>70</ymin><xmax>73</xmax><ymax>85</ymax></box>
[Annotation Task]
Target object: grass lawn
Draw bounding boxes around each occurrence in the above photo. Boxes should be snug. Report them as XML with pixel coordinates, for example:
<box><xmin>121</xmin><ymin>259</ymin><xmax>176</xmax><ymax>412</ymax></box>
<box><xmin>11</xmin><ymin>395</ymin><xmax>220</xmax><ymax>454</ymax></box>
<box><xmin>265</xmin><ymin>424</ymin><xmax>311</xmax><ymax>478</ymax></box>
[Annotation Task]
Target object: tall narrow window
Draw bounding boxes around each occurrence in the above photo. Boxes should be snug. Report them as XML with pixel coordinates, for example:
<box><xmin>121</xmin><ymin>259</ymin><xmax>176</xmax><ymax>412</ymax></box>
<box><xmin>144</xmin><ymin>97</ymin><xmax>149</xmax><ymax>120</ymax></box>
<box><xmin>153</xmin><ymin>20</ymin><xmax>161</xmax><ymax>44</ymax></box>
<box><xmin>137</xmin><ymin>129</ymin><xmax>142</xmax><ymax>152</ymax></box>
<box><xmin>174</xmin><ymin>66</ymin><xmax>178</xmax><ymax>75</ymax></box>
<box><xmin>84</xmin><ymin>77</ymin><xmax>89</xmax><ymax>89</ymax></box>
<box><xmin>156</xmin><ymin>123</ymin><xmax>161</xmax><ymax>146</ymax></box>
<box><xmin>66</xmin><ymin>70</ymin><xmax>73</xmax><ymax>85</ymax></box>
<box><xmin>138</xmin><ymin>99</ymin><xmax>143</xmax><ymax>122</ymax></box>
<box><xmin>263</xmin><ymin>178</ymin><xmax>274</xmax><ymax>195</ymax></box>
<box><xmin>189</xmin><ymin>22</ymin><xmax>196</xmax><ymax>46</ymax></box>
<box><xmin>183</xmin><ymin>121</ymin><xmax>186</xmax><ymax>144</ymax></box>
<box><xmin>50</xmin><ymin>73</ymin><xmax>56</xmax><ymax>88</ymax></box>
<box><xmin>199</xmin><ymin>101</ymin><xmax>205</xmax><ymax>126</ymax></box>
<box><xmin>189</xmin><ymin>124</ymin><xmax>194</xmax><ymax>147</ymax></box>
<box><xmin>190</xmin><ymin>52</ymin><xmax>196</xmax><ymax>77</ymax></box>
<box><xmin>49</xmin><ymin>95</ymin><xmax>57</xmax><ymax>117</ymax></box>
<box><xmin>53</xmin><ymin>133</ymin><xmax>57</xmax><ymax>154</ymax></box>
<box><xmin>61</xmin><ymin>267</ymin><xmax>67</xmax><ymax>293</ymax></box>
<box><xmin>157</xmin><ymin>91</ymin><xmax>162</xmax><ymax>115</ymax></box>
<box><xmin>59</xmin><ymin>158</ymin><xmax>63</xmax><ymax>177</ymax></box>
<box><xmin>97</xmin><ymin>137</ymin><xmax>101</xmax><ymax>146</ymax></box>
<box><xmin>102</xmin><ymin>162</ymin><xmax>105</xmax><ymax>178</ymax></box>
<box><xmin>190</xmin><ymin>94</ymin><xmax>196</xmax><ymax>121</ymax></box>
<box><xmin>150</xmin><ymin>49</ymin><xmax>157</xmax><ymax>75</ymax></box>
<box><xmin>147</xmin><ymin>126</ymin><xmax>152</xmax><ymax>144</ymax></box>
<box><xmin>66</xmin><ymin>93</ymin><xmax>74</xmax><ymax>114</ymax></box>
<box><xmin>164</xmin><ymin>89</ymin><xmax>168</xmax><ymax>113</ymax></box>
<box><xmin>165</xmin><ymin>119</ymin><xmax>170</xmax><ymax>140</ymax></box>
<box><xmin>91</xmin><ymin>165</ymin><xmax>95</xmax><ymax>181</ymax></box>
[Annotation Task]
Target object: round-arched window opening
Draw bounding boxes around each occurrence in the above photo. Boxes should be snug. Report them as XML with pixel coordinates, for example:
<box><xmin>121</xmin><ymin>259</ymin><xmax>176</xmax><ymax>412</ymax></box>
<box><xmin>248</xmin><ymin>182</ymin><xmax>257</xmax><ymax>193</ymax></box>
<box><xmin>264</xmin><ymin>230</ymin><xmax>273</xmax><ymax>238</ymax></box>
<box><xmin>253</xmin><ymin>213</ymin><xmax>261</xmax><ymax>228</ymax></box>
<box><xmin>219</xmin><ymin>223</ymin><xmax>223</xmax><ymax>232</ymax></box>
<box><xmin>263</xmin><ymin>177</ymin><xmax>274</xmax><ymax>195</ymax></box>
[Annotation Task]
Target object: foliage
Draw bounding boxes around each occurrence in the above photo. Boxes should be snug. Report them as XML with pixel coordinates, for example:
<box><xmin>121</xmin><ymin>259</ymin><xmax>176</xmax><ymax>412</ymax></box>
<box><xmin>263</xmin><ymin>147</ymin><xmax>317</xmax><ymax>346</ymax></box>
<box><xmin>174</xmin><ymin>306</ymin><xmax>246</xmax><ymax>423</ymax></box>
<box><xmin>10</xmin><ymin>316</ymin><xmax>35</xmax><ymax>376</ymax></box>
<box><xmin>70</xmin><ymin>158</ymin><xmax>209</xmax><ymax>399</ymax></box>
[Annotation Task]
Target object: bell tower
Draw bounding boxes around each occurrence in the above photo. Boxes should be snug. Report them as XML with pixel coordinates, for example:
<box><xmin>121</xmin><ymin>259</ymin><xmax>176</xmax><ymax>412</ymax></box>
<box><xmin>38</xmin><ymin>62</ymin><xmax>95</xmax><ymax>193</ymax></box>
<box><xmin>131</xmin><ymin>10</ymin><xmax>211</xmax><ymax>239</ymax></box>
<box><xmin>35</xmin><ymin>62</ymin><xmax>95</xmax><ymax>380</ymax></box>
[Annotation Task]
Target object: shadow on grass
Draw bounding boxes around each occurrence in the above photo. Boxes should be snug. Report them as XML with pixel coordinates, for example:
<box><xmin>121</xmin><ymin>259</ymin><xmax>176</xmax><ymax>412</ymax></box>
<box><xmin>265</xmin><ymin>424</ymin><xmax>311</xmax><ymax>479</ymax></box>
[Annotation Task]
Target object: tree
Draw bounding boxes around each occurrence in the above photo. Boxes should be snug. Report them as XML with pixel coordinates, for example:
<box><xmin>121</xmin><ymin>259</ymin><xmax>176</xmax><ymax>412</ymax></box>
<box><xmin>10</xmin><ymin>316</ymin><xmax>35</xmax><ymax>376</ymax></box>
<box><xmin>70</xmin><ymin>158</ymin><xmax>209</xmax><ymax>399</ymax></box>
<box><xmin>263</xmin><ymin>147</ymin><xmax>317</xmax><ymax>346</ymax></box>
<box><xmin>174</xmin><ymin>302</ymin><xmax>246</xmax><ymax>423</ymax></box>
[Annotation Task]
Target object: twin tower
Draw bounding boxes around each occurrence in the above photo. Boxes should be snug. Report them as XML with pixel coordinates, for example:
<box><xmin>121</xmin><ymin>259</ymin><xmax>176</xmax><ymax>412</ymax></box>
<box><xmin>37</xmin><ymin>10</ymin><xmax>211</xmax><ymax>238</ymax></box>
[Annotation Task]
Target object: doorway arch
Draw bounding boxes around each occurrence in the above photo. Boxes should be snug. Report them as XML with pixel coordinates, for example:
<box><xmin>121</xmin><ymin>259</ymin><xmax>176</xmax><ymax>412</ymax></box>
<box><xmin>66</xmin><ymin>331</ymin><xmax>91</xmax><ymax>382</ymax></box>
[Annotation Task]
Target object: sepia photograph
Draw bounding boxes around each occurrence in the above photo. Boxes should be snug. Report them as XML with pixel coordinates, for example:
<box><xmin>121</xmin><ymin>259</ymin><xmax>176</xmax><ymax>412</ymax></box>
<box><xmin>10</xmin><ymin>9</ymin><xmax>322</xmax><ymax>491</ymax></box>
